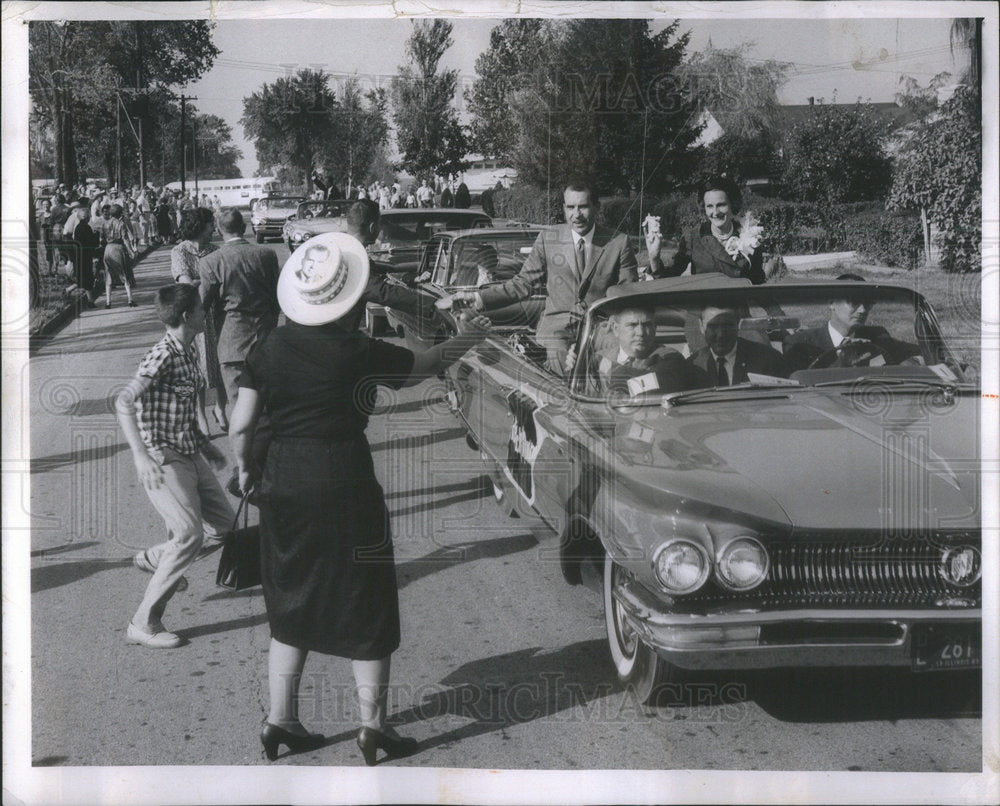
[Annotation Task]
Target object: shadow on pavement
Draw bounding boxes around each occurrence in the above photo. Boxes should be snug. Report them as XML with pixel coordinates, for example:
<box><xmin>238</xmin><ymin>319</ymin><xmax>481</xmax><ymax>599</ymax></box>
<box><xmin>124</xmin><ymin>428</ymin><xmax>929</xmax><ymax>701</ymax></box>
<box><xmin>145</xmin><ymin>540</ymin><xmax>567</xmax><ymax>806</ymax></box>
<box><xmin>179</xmin><ymin>612</ymin><xmax>269</xmax><ymax>640</ymax></box>
<box><xmin>31</xmin><ymin>442</ymin><xmax>129</xmax><ymax>473</ymax></box>
<box><xmin>31</xmin><ymin>558</ymin><xmax>133</xmax><ymax>593</ymax></box>
<box><xmin>30</xmin><ymin>540</ymin><xmax>101</xmax><ymax>557</ymax></box>
<box><xmin>368</xmin><ymin>427</ymin><xmax>466</xmax><ymax>453</ymax></box>
<box><xmin>395</xmin><ymin>532</ymin><xmax>538</xmax><ymax>591</ymax></box>
<box><xmin>747</xmin><ymin>666</ymin><xmax>982</xmax><ymax>722</ymax></box>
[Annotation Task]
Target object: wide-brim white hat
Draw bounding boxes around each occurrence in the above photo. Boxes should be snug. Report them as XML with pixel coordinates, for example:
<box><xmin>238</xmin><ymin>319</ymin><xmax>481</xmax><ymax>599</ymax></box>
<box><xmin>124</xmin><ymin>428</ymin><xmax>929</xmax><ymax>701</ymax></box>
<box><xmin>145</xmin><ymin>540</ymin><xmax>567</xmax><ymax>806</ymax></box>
<box><xmin>277</xmin><ymin>232</ymin><xmax>370</xmax><ymax>325</ymax></box>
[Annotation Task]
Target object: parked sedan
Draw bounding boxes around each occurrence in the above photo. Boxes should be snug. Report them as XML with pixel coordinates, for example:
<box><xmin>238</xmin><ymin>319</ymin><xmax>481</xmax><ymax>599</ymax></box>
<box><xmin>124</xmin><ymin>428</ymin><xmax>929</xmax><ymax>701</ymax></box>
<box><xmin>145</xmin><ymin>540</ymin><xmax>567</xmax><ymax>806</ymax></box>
<box><xmin>384</xmin><ymin>228</ymin><xmax>544</xmax><ymax>349</ymax></box>
<box><xmin>442</xmin><ymin>275</ymin><xmax>981</xmax><ymax>702</ymax></box>
<box><xmin>250</xmin><ymin>195</ymin><xmax>304</xmax><ymax>243</ymax></box>
<box><xmin>282</xmin><ymin>199</ymin><xmax>354</xmax><ymax>251</ymax></box>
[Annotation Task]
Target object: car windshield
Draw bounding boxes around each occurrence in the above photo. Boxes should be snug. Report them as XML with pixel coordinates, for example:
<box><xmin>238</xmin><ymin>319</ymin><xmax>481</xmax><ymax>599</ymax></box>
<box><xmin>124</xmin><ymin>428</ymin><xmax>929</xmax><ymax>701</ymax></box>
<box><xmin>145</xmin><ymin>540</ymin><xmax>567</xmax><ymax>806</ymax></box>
<box><xmin>257</xmin><ymin>197</ymin><xmax>300</xmax><ymax>210</ymax></box>
<box><xmin>377</xmin><ymin>212</ymin><xmax>491</xmax><ymax>245</ymax></box>
<box><xmin>429</xmin><ymin>233</ymin><xmax>539</xmax><ymax>287</ymax></box>
<box><xmin>296</xmin><ymin>201</ymin><xmax>352</xmax><ymax>219</ymax></box>
<box><xmin>573</xmin><ymin>284</ymin><xmax>970</xmax><ymax>401</ymax></box>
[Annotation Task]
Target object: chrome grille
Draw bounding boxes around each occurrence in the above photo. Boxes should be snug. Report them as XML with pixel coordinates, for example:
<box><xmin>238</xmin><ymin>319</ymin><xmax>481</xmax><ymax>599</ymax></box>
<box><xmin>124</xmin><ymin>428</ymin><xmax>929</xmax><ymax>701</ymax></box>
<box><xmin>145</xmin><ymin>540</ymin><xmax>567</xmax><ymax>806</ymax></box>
<box><xmin>686</xmin><ymin>537</ymin><xmax>980</xmax><ymax>609</ymax></box>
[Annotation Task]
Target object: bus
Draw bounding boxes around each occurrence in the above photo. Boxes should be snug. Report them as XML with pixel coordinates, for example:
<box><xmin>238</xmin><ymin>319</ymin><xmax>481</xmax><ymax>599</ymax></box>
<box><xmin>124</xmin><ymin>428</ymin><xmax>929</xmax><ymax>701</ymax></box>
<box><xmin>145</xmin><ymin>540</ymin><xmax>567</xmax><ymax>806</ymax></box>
<box><xmin>164</xmin><ymin>177</ymin><xmax>277</xmax><ymax>208</ymax></box>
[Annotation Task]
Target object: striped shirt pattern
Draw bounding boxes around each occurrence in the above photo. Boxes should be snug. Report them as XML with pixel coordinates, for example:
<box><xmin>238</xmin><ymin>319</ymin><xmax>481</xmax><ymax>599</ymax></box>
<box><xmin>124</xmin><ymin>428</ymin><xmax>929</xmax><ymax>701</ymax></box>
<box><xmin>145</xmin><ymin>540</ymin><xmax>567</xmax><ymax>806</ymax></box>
<box><xmin>134</xmin><ymin>332</ymin><xmax>208</xmax><ymax>456</ymax></box>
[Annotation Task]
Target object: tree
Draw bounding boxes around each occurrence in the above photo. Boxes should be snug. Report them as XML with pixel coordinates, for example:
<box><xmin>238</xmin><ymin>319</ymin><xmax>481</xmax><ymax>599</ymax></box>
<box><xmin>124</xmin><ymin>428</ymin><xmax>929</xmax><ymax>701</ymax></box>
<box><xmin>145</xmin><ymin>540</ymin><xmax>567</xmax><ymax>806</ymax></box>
<box><xmin>321</xmin><ymin>78</ymin><xmax>389</xmax><ymax>192</ymax></box>
<box><xmin>697</xmin><ymin>131</ymin><xmax>780</xmax><ymax>187</ymax></box>
<box><xmin>677</xmin><ymin>43</ymin><xmax>790</xmax><ymax>140</ymax></box>
<box><xmin>29</xmin><ymin>21</ymin><xmax>219</xmax><ymax>186</ymax></box>
<box><xmin>391</xmin><ymin>20</ymin><xmax>469</xmax><ymax>178</ymax></box>
<box><xmin>466</xmin><ymin>19</ymin><xmax>553</xmax><ymax>161</ymax></box>
<box><xmin>241</xmin><ymin>69</ymin><xmax>339</xmax><ymax>194</ymax></box>
<box><xmin>508</xmin><ymin>19</ymin><xmax>702</xmax><ymax>195</ymax></box>
<box><xmin>889</xmin><ymin>84</ymin><xmax>981</xmax><ymax>272</ymax></box>
<box><xmin>779</xmin><ymin>102</ymin><xmax>892</xmax><ymax>204</ymax></box>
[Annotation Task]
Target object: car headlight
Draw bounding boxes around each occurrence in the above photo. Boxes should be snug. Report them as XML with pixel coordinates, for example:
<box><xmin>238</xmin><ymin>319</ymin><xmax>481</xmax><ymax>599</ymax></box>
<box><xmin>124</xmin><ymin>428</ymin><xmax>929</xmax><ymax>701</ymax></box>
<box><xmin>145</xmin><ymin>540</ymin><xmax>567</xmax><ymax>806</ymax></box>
<box><xmin>652</xmin><ymin>540</ymin><xmax>710</xmax><ymax>594</ymax></box>
<box><xmin>292</xmin><ymin>231</ymin><xmax>308</xmax><ymax>242</ymax></box>
<box><xmin>716</xmin><ymin>537</ymin><xmax>769</xmax><ymax>591</ymax></box>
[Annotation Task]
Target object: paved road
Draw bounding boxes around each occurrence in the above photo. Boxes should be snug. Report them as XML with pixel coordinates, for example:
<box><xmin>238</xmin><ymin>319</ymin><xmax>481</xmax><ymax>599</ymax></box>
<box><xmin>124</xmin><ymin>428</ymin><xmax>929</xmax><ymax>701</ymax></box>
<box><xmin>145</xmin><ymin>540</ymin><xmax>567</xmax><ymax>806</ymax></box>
<box><xmin>27</xmin><ymin>242</ymin><xmax>982</xmax><ymax>770</ymax></box>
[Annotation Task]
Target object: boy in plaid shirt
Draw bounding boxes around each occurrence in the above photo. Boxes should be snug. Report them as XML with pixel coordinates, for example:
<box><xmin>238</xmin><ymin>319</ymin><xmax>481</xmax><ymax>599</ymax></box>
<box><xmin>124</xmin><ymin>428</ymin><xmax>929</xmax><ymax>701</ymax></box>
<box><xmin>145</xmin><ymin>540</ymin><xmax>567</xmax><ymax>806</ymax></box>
<box><xmin>116</xmin><ymin>284</ymin><xmax>234</xmax><ymax>648</ymax></box>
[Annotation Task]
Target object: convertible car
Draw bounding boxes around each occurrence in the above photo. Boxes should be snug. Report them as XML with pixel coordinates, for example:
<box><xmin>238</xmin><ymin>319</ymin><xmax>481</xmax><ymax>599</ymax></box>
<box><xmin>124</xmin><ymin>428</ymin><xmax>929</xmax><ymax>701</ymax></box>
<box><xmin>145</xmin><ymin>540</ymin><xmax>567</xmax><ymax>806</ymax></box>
<box><xmin>439</xmin><ymin>275</ymin><xmax>981</xmax><ymax>702</ymax></box>
<box><xmin>250</xmin><ymin>195</ymin><xmax>305</xmax><ymax>243</ymax></box>
<box><xmin>384</xmin><ymin>227</ymin><xmax>544</xmax><ymax>348</ymax></box>
<box><xmin>283</xmin><ymin>199</ymin><xmax>354</xmax><ymax>251</ymax></box>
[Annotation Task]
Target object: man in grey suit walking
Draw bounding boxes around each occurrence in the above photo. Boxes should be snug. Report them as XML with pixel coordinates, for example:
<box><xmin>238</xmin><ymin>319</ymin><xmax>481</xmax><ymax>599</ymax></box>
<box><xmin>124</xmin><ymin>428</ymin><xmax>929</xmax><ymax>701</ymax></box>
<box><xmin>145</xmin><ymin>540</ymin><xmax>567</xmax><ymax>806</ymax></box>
<box><xmin>199</xmin><ymin>209</ymin><xmax>281</xmax><ymax>414</ymax></box>
<box><xmin>440</xmin><ymin>179</ymin><xmax>638</xmax><ymax>375</ymax></box>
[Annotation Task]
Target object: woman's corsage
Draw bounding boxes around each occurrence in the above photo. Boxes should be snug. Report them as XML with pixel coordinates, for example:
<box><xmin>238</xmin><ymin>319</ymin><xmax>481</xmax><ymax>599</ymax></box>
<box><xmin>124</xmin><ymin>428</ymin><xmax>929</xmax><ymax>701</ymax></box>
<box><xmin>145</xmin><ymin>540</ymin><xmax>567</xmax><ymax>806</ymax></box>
<box><xmin>723</xmin><ymin>211</ymin><xmax>763</xmax><ymax>262</ymax></box>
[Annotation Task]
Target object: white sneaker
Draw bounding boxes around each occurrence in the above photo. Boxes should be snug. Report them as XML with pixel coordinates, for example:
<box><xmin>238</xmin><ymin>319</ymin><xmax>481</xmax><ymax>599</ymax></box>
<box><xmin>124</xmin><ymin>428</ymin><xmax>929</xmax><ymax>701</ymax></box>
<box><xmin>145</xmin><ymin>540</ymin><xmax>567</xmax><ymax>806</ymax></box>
<box><xmin>126</xmin><ymin>621</ymin><xmax>183</xmax><ymax>649</ymax></box>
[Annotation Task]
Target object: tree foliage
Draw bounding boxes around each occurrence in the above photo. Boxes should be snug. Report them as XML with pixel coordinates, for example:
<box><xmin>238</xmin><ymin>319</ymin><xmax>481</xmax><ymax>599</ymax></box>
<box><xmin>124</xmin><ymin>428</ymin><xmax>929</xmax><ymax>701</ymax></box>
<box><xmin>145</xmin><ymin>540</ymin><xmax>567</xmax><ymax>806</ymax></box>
<box><xmin>466</xmin><ymin>19</ymin><xmax>553</xmax><ymax>161</ymax></box>
<box><xmin>509</xmin><ymin>19</ymin><xmax>702</xmax><ymax>195</ymax></box>
<box><xmin>779</xmin><ymin>102</ymin><xmax>892</xmax><ymax>205</ymax></box>
<box><xmin>889</xmin><ymin>84</ymin><xmax>981</xmax><ymax>272</ymax></box>
<box><xmin>676</xmin><ymin>43</ymin><xmax>790</xmax><ymax>139</ymax></box>
<box><xmin>241</xmin><ymin>69</ymin><xmax>339</xmax><ymax>194</ymax></box>
<box><xmin>390</xmin><ymin>20</ymin><xmax>469</xmax><ymax>178</ymax></box>
<box><xmin>696</xmin><ymin>131</ymin><xmax>779</xmax><ymax>187</ymax></box>
<box><xmin>320</xmin><ymin>78</ymin><xmax>390</xmax><ymax>190</ymax></box>
<box><xmin>29</xmin><ymin>21</ymin><xmax>219</xmax><ymax>186</ymax></box>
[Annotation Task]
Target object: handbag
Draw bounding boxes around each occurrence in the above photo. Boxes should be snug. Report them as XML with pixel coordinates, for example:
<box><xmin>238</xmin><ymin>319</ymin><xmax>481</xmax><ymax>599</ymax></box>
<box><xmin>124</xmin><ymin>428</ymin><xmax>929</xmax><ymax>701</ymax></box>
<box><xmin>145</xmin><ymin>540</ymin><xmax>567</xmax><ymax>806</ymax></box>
<box><xmin>215</xmin><ymin>490</ymin><xmax>262</xmax><ymax>590</ymax></box>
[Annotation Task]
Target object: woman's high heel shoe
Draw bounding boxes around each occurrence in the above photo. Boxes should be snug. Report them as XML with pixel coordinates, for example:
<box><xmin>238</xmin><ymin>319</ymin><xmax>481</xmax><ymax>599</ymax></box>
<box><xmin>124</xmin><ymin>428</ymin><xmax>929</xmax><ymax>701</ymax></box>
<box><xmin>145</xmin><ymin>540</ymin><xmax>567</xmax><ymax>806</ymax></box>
<box><xmin>356</xmin><ymin>726</ymin><xmax>418</xmax><ymax>767</ymax></box>
<box><xmin>260</xmin><ymin>721</ymin><xmax>325</xmax><ymax>761</ymax></box>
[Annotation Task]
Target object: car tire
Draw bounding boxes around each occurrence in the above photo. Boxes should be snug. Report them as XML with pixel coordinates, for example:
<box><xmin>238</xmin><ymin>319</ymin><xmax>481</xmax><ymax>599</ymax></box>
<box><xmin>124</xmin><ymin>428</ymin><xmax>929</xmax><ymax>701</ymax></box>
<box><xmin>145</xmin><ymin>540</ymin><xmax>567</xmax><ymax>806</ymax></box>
<box><xmin>255</xmin><ymin>230</ymin><xmax>265</xmax><ymax>243</ymax></box>
<box><xmin>603</xmin><ymin>554</ymin><xmax>676</xmax><ymax>705</ymax></box>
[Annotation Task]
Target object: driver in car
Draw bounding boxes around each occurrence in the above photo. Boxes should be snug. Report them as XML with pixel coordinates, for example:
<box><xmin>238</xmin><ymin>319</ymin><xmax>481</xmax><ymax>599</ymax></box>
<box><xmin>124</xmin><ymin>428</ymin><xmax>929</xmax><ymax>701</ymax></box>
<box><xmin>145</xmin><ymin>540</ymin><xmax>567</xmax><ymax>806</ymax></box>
<box><xmin>784</xmin><ymin>274</ymin><xmax>920</xmax><ymax>371</ymax></box>
<box><xmin>598</xmin><ymin>305</ymin><xmax>709</xmax><ymax>397</ymax></box>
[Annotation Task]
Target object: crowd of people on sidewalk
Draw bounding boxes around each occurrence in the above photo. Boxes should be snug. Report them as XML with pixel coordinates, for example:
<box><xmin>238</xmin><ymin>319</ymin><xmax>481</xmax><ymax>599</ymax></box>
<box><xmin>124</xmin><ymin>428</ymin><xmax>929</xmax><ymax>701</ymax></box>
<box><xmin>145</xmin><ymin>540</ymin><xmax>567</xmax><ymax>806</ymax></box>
<box><xmin>309</xmin><ymin>169</ymin><xmax>473</xmax><ymax>210</ymax></box>
<box><xmin>34</xmin><ymin>182</ymin><xmax>226</xmax><ymax>308</ymax></box>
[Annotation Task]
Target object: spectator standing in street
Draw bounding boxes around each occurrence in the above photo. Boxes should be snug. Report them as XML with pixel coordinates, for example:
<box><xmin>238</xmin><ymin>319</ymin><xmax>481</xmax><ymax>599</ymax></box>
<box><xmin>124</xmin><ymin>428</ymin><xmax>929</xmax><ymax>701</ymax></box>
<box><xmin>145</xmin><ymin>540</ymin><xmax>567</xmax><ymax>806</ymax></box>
<box><xmin>439</xmin><ymin>184</ymin><xmax>454</xmax><ymax>208</ymax></box>
<box><xmin>405</xmin><ymin>187</ymin><xmax>417</xmax><ymax>208</ymax></box>
<box><xmin>71</xmin><ymin>206</ymin><xmax>99</xmax><ymax>307</ymax></box>
<box><xmin>101</xmin><ymin>204</ymin><xmax>137</xmax><ymax>309</ymax></box>
<box><xmin>171</xmin><ymin>207</ymin><xmax>228</xmax><ymax>432</ymax></box>
<box><xmin>416</xmin><ymin>179</ymin><xmax>433</xmax><ymax>208</ymax></box>
<box><xmin>454</xmin><ymin>182</ymin><xmax>471</xmax><ymax>209</ymax></box>
<box><xmin>38</xmin><ymin>199</ymin><xmax>55</xmax><ymax>273</ymax></box>
<box><xmin>198</xmin><ymin>208</ymin><xmax>281</xmax><ymax>422</ymax></box>
<box><xmin>116</xmin><ymin>283</ymin><xmax>234</xmax><ymax>649</ymax></box>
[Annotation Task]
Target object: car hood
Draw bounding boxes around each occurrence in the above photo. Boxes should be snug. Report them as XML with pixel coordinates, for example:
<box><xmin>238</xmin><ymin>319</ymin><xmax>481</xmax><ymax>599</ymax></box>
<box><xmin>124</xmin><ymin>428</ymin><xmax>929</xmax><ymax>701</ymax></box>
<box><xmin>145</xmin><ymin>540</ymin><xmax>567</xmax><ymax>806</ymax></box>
<box><xmin>257</xmin><ymin>205</ymin><xmax>298</xmax><ymax>217</ymax></box>
<box><xmin>605</xmin><ymin>390</ymin><xmax>980</xmax><ymax>532</ymax></box>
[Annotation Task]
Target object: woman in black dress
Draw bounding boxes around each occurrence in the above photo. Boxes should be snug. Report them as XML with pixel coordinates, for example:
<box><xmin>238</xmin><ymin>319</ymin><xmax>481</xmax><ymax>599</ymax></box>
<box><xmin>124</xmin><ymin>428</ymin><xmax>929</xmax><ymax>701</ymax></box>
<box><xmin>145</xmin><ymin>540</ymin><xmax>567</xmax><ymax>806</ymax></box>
<box><xmin>229</xmin><ymin>233</ymin><xmax>490</xmax><ymax>764</ymax></box>
<box><xmin>645</xmin><ymin>175</ymin><xmax>767</xmax><ymax>284</ymax></box>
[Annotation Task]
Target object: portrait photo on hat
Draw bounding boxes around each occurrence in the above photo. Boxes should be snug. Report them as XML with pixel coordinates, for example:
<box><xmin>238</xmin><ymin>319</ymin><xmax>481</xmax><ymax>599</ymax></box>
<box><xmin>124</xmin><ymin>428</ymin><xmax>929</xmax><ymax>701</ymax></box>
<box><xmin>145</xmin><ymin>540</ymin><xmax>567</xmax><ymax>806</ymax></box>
<box><xmin>277</xmin><ymin>232</ymin><xmax>370</xmax><ymax>325</ymax></box>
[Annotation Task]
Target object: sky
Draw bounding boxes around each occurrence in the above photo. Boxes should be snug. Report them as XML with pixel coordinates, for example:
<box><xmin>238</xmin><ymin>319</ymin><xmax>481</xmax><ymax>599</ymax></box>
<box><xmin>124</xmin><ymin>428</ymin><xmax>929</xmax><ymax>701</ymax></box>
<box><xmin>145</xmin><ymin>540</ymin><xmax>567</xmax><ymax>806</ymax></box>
<box><xmin>186</xmin><ymin>14</ymin><xmax>965</xmax><ymax>177</ymax></box>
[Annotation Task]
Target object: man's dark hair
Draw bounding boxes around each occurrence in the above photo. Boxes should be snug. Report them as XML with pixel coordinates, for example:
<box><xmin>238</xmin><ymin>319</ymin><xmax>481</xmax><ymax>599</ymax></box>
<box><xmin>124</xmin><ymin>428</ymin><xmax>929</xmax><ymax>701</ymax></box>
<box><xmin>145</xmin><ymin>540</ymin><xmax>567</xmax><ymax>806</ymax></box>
<box><xmin>347</xmin><ymin>199</ymin><xmax>380</xmax><ymax>233</ymax></box>
<box><xmin>155</xmin><ymin>283</ymin><xmax>201</xmax><ymax>327</ymax></box>
<box><xmin>698</xmin><ymin>175</ymin><xmax>742</xmax><ymax>215</ymax></box>
<box><xmin>218</xmin><ymin>208</ymin><xmax>246</xmax><ymax>236</ymax></box>
<box><xmin>180</xmin><ymin>207</ymin><xmax>216</xmax><ymax>241</ymax></box>
<box><xmin>564</xmin><ymin>177</ymin><xmax>599</xmax><ymax>206</ymax></box>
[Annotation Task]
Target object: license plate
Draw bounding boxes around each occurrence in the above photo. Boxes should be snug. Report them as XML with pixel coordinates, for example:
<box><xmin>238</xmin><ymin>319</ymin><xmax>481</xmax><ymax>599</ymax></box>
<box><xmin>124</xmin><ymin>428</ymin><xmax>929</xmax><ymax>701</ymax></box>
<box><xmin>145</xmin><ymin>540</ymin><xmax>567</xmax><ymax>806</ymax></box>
<box><xmin>911</xmin><ymin>624</ymin><xmax>980</xmax><ymax>671</ymax></box>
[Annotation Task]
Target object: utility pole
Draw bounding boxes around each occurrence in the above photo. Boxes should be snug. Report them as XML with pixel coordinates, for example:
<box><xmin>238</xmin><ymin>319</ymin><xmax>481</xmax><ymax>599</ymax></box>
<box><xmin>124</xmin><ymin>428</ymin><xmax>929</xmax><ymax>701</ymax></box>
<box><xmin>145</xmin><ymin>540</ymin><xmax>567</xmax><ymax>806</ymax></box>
<box><xmin>193</xmin><ymin>115</ymin><xmax>198</xmax><ymax>197</ymax></box>
<box><xmin>116</xmin><ymin>92</ymin><xmax>122</xmax><ymax>191</ymax></box>
<box><xmin>179</xmin><ymin>95</ymin><xmax>197</xmax><ymax>194</ymax></box>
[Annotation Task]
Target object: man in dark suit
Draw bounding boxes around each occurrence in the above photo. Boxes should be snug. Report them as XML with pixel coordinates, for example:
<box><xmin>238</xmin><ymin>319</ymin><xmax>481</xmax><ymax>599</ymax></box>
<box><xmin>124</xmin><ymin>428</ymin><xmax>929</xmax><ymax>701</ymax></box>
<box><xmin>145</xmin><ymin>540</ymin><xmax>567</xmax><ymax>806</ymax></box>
<box><xmin>783</xmin><ymin>274</ymin><xmax>920</xmax><ymax>372</ymax></box>
<box><xmin>440</xmin><ymin>179</ymin><xmax>638</xmax><ymax>375</ymax></box>
<box><xmin>199</xmin><ymin>209</ymin><xmax>281</xmax><ymax>409</ymax></box>
<box><xmin>688</xmin><ymin>306</ymin><xmax>788</xmax><ymax>385</ymax></box>
<box><xmin>599</xmin><ymin>306</ymin><xmax>709</xmax><ymax>397</ymax></box>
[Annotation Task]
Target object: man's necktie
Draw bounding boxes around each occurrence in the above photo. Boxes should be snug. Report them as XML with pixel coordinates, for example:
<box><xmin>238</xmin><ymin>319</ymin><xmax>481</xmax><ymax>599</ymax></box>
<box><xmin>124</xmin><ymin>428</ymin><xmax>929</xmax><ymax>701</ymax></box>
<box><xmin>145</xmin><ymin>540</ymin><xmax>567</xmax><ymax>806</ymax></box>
<box><xmin>575</xmin><ymin>237</ymin><xmax>586</xmax><ymax>277</ymax></box>
<box><xmin>716</xmin><ymin>356</ymin><xmax>728</xmax><ymax>387</ymax></box>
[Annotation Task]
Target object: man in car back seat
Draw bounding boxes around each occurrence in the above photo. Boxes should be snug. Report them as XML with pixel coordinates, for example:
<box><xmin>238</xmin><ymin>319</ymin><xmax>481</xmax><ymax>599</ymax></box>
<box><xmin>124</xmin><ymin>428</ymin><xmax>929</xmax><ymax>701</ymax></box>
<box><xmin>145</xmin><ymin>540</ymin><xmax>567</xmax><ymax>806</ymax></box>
<box><xmin>688</xmin><ymin>306</ymin><xmax>788</xmax><ymax>385</ymax></box>
<box><xmin>599</xmin><ymin>306</ymin><xmax>709</xmax><ymax>396</ymax></box>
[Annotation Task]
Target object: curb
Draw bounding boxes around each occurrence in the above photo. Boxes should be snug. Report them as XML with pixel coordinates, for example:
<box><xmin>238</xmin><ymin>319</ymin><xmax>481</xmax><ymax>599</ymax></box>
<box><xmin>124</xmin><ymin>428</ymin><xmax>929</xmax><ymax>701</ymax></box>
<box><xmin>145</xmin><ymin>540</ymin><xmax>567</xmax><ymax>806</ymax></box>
<box><xmin>29</xmin><ymin>245</ymin><xmax>158</xmax><ymax>343</ymax></box>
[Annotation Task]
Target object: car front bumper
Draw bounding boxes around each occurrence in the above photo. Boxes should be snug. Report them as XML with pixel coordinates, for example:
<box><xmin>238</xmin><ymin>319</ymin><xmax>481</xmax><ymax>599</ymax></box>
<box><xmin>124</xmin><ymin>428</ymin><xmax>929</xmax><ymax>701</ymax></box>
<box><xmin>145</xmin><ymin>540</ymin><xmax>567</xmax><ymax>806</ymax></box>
<box><xmin>615</xmin><ymin>575</ymin><xmax>980</xmax><ymax>670</ymax></box>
